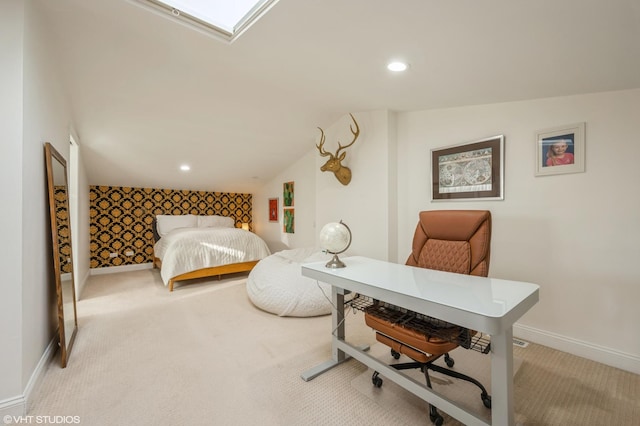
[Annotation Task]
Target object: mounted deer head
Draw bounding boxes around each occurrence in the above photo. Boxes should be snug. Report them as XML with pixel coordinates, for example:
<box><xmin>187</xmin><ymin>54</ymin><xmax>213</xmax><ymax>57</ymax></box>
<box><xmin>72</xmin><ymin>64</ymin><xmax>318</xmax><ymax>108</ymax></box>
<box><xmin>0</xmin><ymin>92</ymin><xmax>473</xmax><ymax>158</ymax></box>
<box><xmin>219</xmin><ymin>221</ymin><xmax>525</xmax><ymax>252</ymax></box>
<box><xmin>316</xmin><ymin>113</ymin><xmax>360</xmax><ymax>186</ymax></box>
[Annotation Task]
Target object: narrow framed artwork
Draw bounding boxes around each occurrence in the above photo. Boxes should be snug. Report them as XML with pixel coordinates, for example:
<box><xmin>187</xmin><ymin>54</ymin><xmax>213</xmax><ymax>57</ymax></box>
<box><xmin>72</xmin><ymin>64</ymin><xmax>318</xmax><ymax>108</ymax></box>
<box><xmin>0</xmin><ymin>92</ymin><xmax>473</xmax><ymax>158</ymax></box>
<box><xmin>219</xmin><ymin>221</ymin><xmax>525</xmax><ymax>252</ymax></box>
<box><xmin>283</xmin><ymin>208</ymin><xmax>295</xmax><ymax>234</ymax></box>
<box><xmin>431</xmin><ymin>135</ymin><xmax>504</xmax><ymax>201</ymax></box>
<box><xmin>268</xmin><ymin>198</ymin><xmax>278</xmax><ymax>222</ymax></box>
<box><xmin>535</xmin><ymin>122</ymin><xmax>585</xmax><ymax>176</ymax></box>
<box><xmin>283</xmin><ymin>181</ymin><xmax>294</xmax><ymax>207</ymax></box>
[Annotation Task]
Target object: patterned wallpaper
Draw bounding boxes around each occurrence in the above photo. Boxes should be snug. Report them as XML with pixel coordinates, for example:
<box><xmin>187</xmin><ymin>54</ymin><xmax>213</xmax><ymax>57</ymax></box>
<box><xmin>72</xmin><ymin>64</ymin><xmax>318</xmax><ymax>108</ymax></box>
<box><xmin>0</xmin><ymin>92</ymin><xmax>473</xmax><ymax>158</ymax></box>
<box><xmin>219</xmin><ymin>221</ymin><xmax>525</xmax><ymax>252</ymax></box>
<box><xmin>90</xmin><ymin>186</ymin><xmax>252</xmax><ymax>268</ymax></box>
<box><xmin>54</xmin><ymin>186</ymin><xmax>72</xmax><ymax>273</ymax></box>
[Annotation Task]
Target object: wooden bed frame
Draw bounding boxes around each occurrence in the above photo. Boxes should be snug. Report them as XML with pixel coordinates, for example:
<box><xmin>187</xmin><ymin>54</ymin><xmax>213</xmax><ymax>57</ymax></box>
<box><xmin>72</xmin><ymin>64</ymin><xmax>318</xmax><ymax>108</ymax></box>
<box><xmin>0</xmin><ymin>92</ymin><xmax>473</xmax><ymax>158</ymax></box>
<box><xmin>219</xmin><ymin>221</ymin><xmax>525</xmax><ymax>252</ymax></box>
<box><xmin>153</xmin><ymin>257</ymin><xmax>259</xmax><ymax>292</ymax></box>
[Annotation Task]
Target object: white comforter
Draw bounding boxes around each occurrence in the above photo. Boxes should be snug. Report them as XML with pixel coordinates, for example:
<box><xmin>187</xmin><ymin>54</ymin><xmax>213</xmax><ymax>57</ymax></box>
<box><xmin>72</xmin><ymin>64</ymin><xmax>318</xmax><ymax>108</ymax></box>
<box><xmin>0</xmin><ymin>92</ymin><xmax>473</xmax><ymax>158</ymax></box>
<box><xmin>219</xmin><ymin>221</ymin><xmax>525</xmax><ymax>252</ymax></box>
<box><xmin>154</xmin><ymin>227</ymin><xmax>271</xmax><ymax>285</ymax></box>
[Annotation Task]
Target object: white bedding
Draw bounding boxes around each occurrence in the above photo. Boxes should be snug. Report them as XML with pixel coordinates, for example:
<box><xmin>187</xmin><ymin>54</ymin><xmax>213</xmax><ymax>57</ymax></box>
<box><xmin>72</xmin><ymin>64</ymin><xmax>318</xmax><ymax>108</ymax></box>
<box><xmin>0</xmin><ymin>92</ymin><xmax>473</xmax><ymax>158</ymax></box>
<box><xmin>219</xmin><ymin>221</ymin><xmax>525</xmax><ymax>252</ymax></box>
<box><xmin>154</xmin><ymin>227</ymin><xmax>271</xmax><ymax>285</ymax></box>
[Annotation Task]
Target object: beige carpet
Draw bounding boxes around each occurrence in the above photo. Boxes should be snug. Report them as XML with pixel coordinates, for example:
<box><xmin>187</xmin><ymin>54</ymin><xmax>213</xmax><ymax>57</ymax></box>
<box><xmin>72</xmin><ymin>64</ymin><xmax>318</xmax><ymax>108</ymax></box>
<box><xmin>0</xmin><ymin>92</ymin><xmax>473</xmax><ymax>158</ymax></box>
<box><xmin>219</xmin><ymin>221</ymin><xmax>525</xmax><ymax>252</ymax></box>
<box><xmin>351</xmin><ymin>344</ymin><xmax>526</xmax><ymax>425</ymax></box>
<box><xmin>27</xmin><ymin>270</ymin><xmax>640</xmax><ymax>425</ymax></box>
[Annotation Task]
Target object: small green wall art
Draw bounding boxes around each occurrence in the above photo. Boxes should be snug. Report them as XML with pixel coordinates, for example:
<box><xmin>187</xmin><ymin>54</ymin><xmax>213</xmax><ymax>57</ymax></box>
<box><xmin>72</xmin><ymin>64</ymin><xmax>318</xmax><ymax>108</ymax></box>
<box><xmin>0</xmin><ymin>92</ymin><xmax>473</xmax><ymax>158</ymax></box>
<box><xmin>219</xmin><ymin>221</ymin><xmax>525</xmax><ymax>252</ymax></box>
<box><xmin>283</xmin><ymin>208</ymin><xmax>295</xmax><ymax>233</ymax></box>
<box><xmin>282</xmin><ymin>181</ymin><xmax>294</xmax><ymax>233</ymax></box>
<box><xmin>283</xmin><ymin>181</ymin><xmax>294</xmax><ymax>207</ymax></box>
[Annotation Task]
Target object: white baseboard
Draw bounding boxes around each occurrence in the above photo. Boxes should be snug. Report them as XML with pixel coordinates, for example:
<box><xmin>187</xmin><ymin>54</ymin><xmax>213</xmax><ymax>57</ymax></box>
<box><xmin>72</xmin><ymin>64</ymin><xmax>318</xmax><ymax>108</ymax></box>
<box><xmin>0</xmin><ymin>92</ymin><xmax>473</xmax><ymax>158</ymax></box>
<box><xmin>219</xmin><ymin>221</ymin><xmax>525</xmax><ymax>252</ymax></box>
<box><xmin>77</xmin><ymin>269</ymin><xmax>90</xmax><ymax>300</ymax></box>
<box><xmin>23</xmin><ymin>337</ymin><xmax>58</xmax><ymax>410</ymax></box>
<box><xmin>81</xmin><ymin>269</ymin><xmax>90</xmax><ymax>285</ymax></box>
<box><xmin>514</xmin><ymin>323</ymin><xmax>640</xmax><ymax>374</ymax></box>
<box><xmin>90</xmin><ymin>263</ymin><xmax>153</xmax><ymax>275</ymax></box>
<box><xmin>0</xmin><ymin>337</ymin><xmax>57</xmax><ymax>417</ymax></box>
<box><xmin>0</xmin><ymin>395</ymin><xmax>25</xmax><ymax>418</ymax></box>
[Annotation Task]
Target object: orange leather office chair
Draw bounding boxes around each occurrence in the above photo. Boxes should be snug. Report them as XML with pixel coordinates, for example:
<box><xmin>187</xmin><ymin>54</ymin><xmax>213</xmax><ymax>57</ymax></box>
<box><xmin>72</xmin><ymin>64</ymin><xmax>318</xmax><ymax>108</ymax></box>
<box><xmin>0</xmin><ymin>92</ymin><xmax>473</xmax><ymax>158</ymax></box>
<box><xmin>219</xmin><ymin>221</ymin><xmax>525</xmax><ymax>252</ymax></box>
<box><xmin>363</xmin><ymin>210</ymin><xmax>492</xmax><ymax>426</ymax></box>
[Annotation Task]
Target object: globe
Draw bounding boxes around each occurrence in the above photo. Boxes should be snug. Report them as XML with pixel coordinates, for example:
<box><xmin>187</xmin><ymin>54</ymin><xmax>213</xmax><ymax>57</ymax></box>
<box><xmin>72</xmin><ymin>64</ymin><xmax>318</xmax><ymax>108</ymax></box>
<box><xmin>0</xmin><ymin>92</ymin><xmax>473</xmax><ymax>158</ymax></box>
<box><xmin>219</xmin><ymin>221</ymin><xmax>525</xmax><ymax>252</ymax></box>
<box><xmin>319</xmin><ymin>221</ymin><xmax>352</xmax><ymax>268</ymax></box>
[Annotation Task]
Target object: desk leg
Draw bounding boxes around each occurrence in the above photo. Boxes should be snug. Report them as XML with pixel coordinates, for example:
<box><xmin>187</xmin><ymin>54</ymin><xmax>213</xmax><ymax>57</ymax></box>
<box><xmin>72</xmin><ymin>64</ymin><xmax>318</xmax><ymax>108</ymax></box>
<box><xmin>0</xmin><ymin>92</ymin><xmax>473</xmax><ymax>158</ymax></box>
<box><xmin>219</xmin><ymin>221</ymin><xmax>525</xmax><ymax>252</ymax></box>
<box><xmin>331</xmin><ymin>286</ymin><xmax>347</xmax><ymax>362</ymax></box>
<box><xmin>491</xmin><ymin>326</ymin><xmax>514</xmax><ymax>426</ymax></box>
<box><xmin>301</xmin><ymin>287</ymin><xmax>347</xmax><ymax>381</ymax></box>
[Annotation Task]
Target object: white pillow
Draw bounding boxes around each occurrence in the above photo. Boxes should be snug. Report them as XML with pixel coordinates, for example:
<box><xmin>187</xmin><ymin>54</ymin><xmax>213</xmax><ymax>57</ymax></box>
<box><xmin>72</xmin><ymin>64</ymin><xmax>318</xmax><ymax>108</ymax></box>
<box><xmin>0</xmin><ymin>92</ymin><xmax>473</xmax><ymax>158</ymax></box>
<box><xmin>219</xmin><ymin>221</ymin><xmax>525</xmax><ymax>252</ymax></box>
<box><xmin>156</xmin><ymin>214</ymin><xmax>197</xmax><ymax>237</ymax></box>
<box><xmin>197</xmin><ymin>215</ymin><xmax>235</xmax><ymax>228</ymax></box>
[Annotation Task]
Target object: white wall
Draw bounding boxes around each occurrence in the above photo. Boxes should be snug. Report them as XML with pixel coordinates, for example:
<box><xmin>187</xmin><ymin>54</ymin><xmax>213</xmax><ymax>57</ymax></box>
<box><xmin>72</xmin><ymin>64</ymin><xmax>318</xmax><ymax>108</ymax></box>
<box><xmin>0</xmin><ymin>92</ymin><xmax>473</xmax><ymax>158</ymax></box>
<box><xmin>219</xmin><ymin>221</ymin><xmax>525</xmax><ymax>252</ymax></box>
<box><xmin>22</xmin><ymin>0</ymin><xmax>74</xmax><ymax>389</ymax></box>
<box><xmin>315</xmin><ymin>110</ymin><xmax>397</xmax><ymax>261</ymax></box>
<box><xmin>255</xmin><ymin>91</ymin><xmax>639</xmax><ymax>373</ymax></box>
<box><xmin>1</xmin><ymin>0</ymin><xmax>87</xmax><ymax>415</ymax></box>
<box><xmin>76</xmin><ymin>151</ymin><xmax>91</xmax><ymax>299</ymax></box>
<box><xmin>69</xmin><ymin>132</ymin><xmax>91</xmax><ymax>298</ymax></box>
<box><xmin>254</xmin><ymin>150</ymin><xmax>317</xmax><ymax>252</ymax></box>
<box><xmin>0</xmin><ymin>0</ymin><xmax>26</xmax><ymax>413</ymax></box>
<box><xmin>397</xmin><ymin>89</ymin><xmax>640</xmax><ymax>372</ymax></box>
<box><xmin>255</xmin><ymin>110</ymin><xmax>398</xmax><ymax>260</ymax></box>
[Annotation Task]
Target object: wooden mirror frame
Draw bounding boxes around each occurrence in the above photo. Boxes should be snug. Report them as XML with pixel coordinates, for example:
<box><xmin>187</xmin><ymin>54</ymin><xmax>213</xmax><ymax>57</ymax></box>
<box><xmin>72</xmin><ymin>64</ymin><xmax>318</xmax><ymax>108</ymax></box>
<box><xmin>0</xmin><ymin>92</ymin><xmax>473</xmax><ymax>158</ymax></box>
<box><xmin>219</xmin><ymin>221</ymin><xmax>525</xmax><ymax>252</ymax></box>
<box><xmin>45</xmin><ymin>142</ymin><xmax>78</xmax><ymax>368</ymax></box>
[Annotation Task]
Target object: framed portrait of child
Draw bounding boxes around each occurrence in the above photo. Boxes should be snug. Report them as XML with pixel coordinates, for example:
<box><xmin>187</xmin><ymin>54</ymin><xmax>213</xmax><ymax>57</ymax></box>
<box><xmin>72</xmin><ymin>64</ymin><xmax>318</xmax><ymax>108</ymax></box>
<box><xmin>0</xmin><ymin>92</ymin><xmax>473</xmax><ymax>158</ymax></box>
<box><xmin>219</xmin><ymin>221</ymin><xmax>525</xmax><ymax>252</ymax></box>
<box><xmin>535</xmin><ymin>123</ymin><xmax>585</xmax><ymax>176</ymax></box>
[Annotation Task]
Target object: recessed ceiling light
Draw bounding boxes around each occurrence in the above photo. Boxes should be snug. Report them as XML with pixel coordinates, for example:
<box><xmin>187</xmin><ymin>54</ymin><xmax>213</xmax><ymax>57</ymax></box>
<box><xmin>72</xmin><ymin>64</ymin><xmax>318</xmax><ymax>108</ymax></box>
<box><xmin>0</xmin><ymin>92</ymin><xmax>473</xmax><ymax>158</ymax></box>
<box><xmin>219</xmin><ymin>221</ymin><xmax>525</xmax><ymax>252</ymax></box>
<box><xmin>180</xmin><ymin>164</ymin><xmax>191</xmax><ymax>171</ymax></box>
<box><xmin>387</xmin><ymin>61</ymin><xmax>408</xmax><ymax>72</ymax></box>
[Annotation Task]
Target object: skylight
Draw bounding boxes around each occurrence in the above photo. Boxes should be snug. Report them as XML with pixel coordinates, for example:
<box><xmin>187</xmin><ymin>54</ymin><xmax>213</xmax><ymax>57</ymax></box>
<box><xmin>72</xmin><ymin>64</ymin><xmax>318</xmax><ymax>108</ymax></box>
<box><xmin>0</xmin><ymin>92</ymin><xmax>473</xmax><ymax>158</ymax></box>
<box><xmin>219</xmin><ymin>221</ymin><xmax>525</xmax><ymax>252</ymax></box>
<box><xmin>131</xmin><ymin>0</ymin><xmax>279</xmax><ymax>42</ymax></box>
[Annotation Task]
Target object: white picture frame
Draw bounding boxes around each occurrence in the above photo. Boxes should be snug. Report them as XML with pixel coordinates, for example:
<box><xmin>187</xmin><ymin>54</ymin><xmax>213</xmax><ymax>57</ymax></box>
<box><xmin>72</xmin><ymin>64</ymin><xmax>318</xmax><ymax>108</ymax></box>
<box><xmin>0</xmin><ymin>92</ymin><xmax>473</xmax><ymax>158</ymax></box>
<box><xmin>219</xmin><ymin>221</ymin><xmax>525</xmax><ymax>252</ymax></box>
<box><xmin>535</xmin><ymin>122</ymin><xmax>585</xmax><ymax>176</ymax></box>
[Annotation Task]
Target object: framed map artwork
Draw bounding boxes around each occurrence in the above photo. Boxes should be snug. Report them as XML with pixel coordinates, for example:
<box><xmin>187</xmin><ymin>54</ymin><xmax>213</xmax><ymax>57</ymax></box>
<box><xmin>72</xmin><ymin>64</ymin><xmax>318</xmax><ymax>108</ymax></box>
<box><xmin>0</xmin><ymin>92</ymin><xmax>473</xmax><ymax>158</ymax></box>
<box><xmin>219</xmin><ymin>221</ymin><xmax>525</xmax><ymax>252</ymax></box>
<box><xmin>431</xmin><ymin>135</ymin><xmax>504</xmax><ymax>201</ymax></box>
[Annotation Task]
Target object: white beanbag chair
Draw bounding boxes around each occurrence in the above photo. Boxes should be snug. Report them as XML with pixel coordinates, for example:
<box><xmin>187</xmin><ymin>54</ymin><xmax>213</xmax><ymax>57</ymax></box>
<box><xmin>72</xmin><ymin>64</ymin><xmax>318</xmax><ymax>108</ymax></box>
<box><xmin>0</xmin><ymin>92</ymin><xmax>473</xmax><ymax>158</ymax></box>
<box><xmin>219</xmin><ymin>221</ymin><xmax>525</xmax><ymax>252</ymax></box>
<box><xmin>246</xmin><ymin>248</ymin><xmax>332</xmax><ymax>317</ymax></box>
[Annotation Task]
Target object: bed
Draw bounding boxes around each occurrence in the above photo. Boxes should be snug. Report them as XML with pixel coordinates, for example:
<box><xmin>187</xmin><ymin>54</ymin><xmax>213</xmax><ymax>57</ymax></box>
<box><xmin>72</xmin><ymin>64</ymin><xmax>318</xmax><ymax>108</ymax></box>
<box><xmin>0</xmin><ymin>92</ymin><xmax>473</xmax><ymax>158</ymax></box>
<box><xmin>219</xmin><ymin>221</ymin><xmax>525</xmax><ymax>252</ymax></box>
<box><xmin>152</xmin><ymin>214</ymin><xmax>271</xmax><ymax>291</ymax></box>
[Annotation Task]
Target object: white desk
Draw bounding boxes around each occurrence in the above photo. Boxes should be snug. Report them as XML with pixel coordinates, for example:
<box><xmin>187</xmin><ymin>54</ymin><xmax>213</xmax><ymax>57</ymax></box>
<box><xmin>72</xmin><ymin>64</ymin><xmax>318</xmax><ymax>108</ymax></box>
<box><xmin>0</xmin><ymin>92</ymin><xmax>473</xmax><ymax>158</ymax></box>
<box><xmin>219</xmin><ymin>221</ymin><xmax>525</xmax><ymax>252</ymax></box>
<box><xmin>301</xmin><ymin>256</ymin><xmax>539</xmax><ymax>426</ymax></box>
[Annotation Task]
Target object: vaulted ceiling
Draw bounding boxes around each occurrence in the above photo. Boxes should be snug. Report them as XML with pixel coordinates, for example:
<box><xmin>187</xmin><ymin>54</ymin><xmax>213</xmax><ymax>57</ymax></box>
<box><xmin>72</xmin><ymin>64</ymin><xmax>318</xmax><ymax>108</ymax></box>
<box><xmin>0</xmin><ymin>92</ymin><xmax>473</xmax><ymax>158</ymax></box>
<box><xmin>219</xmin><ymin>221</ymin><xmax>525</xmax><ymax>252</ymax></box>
<box><xmin>37</xmin><ymin>0</ymin><xmax>640</xmax><ymax>193</ymax></box>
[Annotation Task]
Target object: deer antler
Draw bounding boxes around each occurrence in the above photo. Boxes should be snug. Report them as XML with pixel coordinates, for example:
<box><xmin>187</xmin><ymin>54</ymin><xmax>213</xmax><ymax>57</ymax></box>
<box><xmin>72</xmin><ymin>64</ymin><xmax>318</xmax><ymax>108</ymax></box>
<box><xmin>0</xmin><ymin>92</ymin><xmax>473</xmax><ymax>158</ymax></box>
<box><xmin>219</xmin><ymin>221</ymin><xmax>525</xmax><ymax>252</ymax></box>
<box><xmin>314</xmin><ymin>113</ymin><xmax>359</xmax><ymax>185</ymax></box>
<box><xmin>316</xmin><ymin>127</ymin><xmax>332</xmax><ymax>157</ymax></box>
<box><xmin>335</xmin><ymin>113</ymin><xmax>360</xmax><ymax>157</ymax></box>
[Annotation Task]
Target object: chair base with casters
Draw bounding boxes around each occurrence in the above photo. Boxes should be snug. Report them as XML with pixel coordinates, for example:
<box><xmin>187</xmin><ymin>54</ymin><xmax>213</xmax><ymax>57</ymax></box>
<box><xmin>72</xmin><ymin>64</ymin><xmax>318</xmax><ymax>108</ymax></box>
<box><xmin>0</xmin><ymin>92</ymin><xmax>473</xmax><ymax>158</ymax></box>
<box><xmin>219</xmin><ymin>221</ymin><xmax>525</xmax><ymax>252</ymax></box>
<box><xmin>371</xmin><ymin>345</ymin><xmax>492</xmax><ymax>426</ymax></box>
<box><xmin>364</xmin><ymin>308</ymin><xmax>492</xmax><ymax>425</ymax></box>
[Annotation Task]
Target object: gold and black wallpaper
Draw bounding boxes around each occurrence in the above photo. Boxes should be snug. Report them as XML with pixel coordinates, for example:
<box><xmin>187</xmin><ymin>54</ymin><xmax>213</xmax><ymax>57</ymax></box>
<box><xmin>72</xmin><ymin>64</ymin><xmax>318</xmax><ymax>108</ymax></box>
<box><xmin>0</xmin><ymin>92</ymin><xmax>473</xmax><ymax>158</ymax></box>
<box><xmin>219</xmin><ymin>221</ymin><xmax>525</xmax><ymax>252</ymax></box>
<box><xmin>54</xmin><ymin>186</ymin><xmax>72</xmax><ymax>273</ymax></box>
<box><xmin>90</xmin><ymin>186</ymin><xmax>252</xmax><ymax>268</ymax></box>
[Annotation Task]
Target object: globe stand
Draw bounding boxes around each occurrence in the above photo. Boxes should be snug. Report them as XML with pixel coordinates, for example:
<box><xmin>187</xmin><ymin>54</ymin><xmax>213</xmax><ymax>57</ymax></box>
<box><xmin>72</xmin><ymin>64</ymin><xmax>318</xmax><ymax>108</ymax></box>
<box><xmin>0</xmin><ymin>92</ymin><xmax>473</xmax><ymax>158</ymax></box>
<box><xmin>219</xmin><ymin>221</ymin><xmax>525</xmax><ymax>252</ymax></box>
<box><xmin>325</xmin><ymin>253</ymin><xmax>346</xmax><ymax>269</ymax></box>
<box><xmin>319</xmin><ymin>220</ymin><xmax>352</xmax><ymax>269</ymax></box>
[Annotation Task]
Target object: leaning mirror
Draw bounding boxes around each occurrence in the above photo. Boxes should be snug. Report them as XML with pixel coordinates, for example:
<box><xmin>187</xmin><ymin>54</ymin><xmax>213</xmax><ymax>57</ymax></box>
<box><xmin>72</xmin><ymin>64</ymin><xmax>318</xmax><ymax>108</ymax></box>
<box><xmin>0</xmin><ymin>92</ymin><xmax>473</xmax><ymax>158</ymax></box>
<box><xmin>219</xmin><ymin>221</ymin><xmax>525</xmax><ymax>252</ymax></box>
<box><xmin>45</xmin><ymin>142</ymin><xmax>78</xmax><ymax>368</ymax></box>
